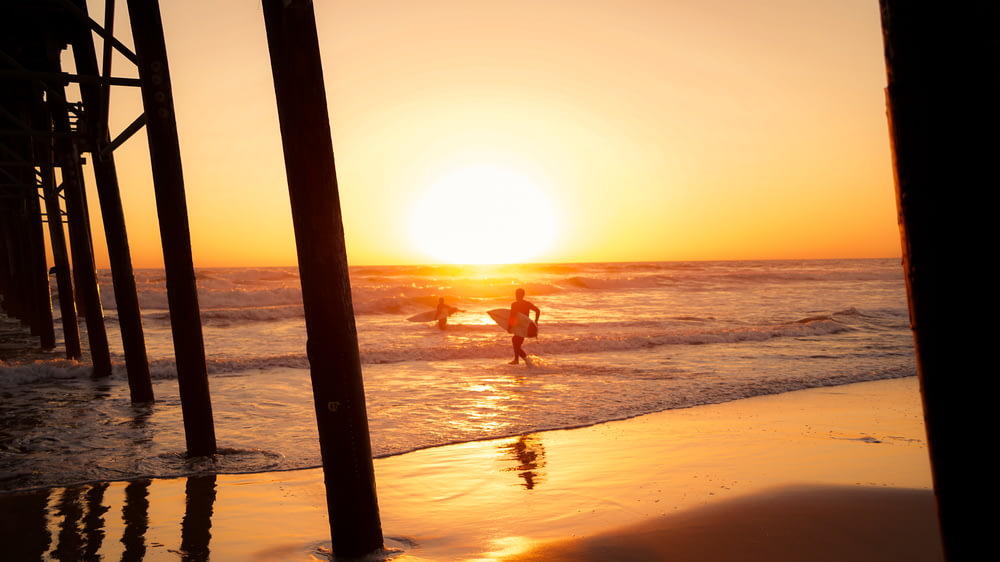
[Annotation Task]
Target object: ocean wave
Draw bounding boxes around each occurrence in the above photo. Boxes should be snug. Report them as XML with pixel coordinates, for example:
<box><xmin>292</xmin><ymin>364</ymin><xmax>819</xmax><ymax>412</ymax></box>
<box><xmin>199</xmin><ymin>305</ymin><xmax>304</xmax><ymax>323</ymax></box>
<box><xmin>68</xmin><ymin>260</ymin><xmax>904</xmax><ymax>326</ymax></box>
<box><xmin>562</xmin><ymin>275</ymin><xmax>675</xmax><ymax>290</ymax></box>
<box><xmin>1</xmin><ymin>317</ymin><xmax>857</xmax><ymax>384</ymax></box>
<box><xmin>0</xmin><ymin>359</ymin><xmax>95</xmax><ymax>385</ymax></box>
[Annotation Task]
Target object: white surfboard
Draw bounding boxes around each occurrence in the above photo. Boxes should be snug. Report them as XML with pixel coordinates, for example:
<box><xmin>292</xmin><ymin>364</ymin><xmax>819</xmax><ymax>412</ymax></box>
<box><xmin>488</xmin><ymin>308</ymin><xmax>537</xmax><ymax>338</ymax></box>
<box><xmin>407</xmin><ymin>306</ymin><xmax>458</xmax><ymax>323</ymax></box>
<box><xmin>406</xmin><ymin>310</ymin><xmax>439</xmax><ymax>322</ymax></box>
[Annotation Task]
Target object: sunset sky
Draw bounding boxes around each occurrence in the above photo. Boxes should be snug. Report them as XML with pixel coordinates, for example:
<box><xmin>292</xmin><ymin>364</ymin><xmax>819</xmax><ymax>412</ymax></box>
<box><xmin>80</xmin><ymin>0</ymin><xmax>899</xmax><ymax>267</ymax></box>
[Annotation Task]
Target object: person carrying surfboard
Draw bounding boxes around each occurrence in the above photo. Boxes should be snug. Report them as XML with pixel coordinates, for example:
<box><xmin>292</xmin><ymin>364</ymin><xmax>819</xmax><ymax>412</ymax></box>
<box><xmin>436</xmin><ymin>298</ymin><xmax>455</xmax><ymax>330</ymax></box>
<box><xmin>508</xmin><ymin>288</ymin><xmax>540</xmax><ymax>366</ymax></box>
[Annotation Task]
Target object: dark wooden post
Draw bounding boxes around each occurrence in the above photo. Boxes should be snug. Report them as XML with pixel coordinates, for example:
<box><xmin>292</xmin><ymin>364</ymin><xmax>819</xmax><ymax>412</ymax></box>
<box><xmin>22</xmin><ymin>156</ymin><xmax>56</xmax><ymax>349</ymax></box>
<box><xmin>70</xmin><ymin>0</ymin><xmax>153</xmax><ymax>402</ymax></box>
<box><xmin>262</xmin><ymin>0</ymin><xmax>384</xmax><ymax>557</ymax></box>
<box><xmin>39</xmin><ymin>153</ymin><xmax>82</xmax><ymax>359</ymax></box>
<box><xmin>0</xmin><ymin>211</ymin><xmax>20</xmax><ymax>319</ymax></box>
<box><xmin>50</xmin><ymin>94</ymin><xmax>113</xmax><ymax>377</ymax></box>
<box><xmin>126</xmin><ymin>0</ymin><xmax>215</xmax><ymax>456</ymax></box>
<box><xmin>1</xmin><ymin>188</ymin><xmax>31</xmax><ymax>324</ymax></box>
<box><xmin>879</xmin><ymin>2</ymin><xmax>997</xmax><ymax>560</ymax></box>
<box><xmin>30</xmin><ymin>99</ymin><xmax>82</xmax><ymax>359</ymax></box>
<box><xmin>3</xmin><ymin>119</ymin><xmax>54</xmax><ymax>346</ymax></box>
<box><xmin>0</xmin><ymin>225</ymin><xmax>11</xmax><ymax>313</ymax></box>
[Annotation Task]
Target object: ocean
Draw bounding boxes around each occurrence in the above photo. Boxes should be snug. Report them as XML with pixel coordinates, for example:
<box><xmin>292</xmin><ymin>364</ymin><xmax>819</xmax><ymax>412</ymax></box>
<box><xmin>0</xmin><ymin>258</ymin><xmax>915</xmax><ymax>493</ymax></box>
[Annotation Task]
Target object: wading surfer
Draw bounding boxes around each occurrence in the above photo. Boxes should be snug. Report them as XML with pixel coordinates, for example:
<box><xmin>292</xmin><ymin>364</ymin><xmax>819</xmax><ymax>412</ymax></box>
<box><xmin>509</xmin><ymin>288</ymin><xmax>540</xmax><ymax>366</ymax></box>
<box><xmin>436</xmin><ymin>298</ymin><xmax>454</xmax><ymax>330</ymax></box>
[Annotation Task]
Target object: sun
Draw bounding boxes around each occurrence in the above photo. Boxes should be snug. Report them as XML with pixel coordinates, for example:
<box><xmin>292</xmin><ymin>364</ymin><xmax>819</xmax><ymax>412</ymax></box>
<box><xmin>410</xmin><ymin>164</ymin><xmax>558</xmax><ymax>264</ymax></box>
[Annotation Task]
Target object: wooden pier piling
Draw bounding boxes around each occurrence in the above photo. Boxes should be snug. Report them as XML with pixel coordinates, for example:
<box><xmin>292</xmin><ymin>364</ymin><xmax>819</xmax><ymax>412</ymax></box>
<box><xmin>262</xmin><ymin>0</ymin><xmax>384</xmax><ymax>556</ymax></box>
<box><xmin>880</xmin><ymin>1</ymin><xmax>997</xmax><ymax>560</ymax></box>
<box><xmin>37</xmin><ymin>142</ymin><xmax>82</xmax><ymax>360</ymax></box>
<box><xmin>50</xmin><ymin>86</ymin><xmax>113</xmax><ymax>378</ymax></box>
<box><xmin>0</xmin><ymin>159</ymin><xmax>47</xmax><ymax>335</ymax></box>
<box><xmin>71</xmin><ymin>0</ymin><xmax>153</xmax><ymax>401</ymax></box>
<box><xmin>21</xmin><ymin>145</ymin><xmax>55</xmax><ymax>349</ymax></box>
<box><xmin>0</xmin><ymin>89</ymin><xmax>53</xmax><ymax>346</ymax></box>
<box><xmin>127</xmin><ymin>0</ymin><xmax>216</xmax><ymax>456</ymax></box>
<box><xmin>23</xmin><ymin>87</ymin><xmax>81</xmax><ymax>358</ymax></box>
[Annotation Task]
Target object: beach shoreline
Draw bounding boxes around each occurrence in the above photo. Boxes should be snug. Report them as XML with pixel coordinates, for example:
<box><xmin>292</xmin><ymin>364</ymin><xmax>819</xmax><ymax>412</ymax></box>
<box><xmin>0</xmin><ymin>376</ymin><xmax>938</xmax><ymax>561</ymax></box>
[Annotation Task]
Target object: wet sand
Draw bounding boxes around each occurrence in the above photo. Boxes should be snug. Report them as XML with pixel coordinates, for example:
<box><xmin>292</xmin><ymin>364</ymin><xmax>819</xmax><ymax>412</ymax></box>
<box><xmin>508</xmin><ymin>486</ymin><xmax>940</xmax><ymax>562</ymax></box>
<box><xmin>0</xmin><ymin>377</ymin><xmax>939</xmax><ymax>561</ymax></box>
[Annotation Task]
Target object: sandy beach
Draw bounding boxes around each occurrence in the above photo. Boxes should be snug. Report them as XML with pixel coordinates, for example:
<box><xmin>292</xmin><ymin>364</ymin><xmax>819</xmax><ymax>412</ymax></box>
<box><xmin>0</xmin><ymin>376</ymin><xmax>939</xmax><ymax>561</ymax></box>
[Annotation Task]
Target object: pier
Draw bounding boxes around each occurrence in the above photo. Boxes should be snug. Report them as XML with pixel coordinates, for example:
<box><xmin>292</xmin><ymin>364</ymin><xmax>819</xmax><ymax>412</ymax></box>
<box><xmin>2</xmin><ymin>0</ymin><xmax>995</xmax><ymax>559</ymax></box>
<box><xmin>1</xmin><ymin>0</ymin><xmax>382</xmax><ymax>556</ymax></box>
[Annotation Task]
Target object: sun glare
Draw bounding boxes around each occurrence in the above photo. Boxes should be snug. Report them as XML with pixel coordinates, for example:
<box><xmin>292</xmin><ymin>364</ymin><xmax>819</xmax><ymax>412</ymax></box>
<box><xmin>410</xmin><ymin>164</ymin><xmax>558</xmax><ymax>264</ymax></box>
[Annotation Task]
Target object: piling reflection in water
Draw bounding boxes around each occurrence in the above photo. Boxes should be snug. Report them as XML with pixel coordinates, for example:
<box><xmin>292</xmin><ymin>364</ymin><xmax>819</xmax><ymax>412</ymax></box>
<box><xmin>0</xmin><ymin>485</ymin><xmax>49</xmax><ymax>560</ymax></box>
<box><xmin>0</xmin><ymin>475</ymin><xmax>220</xmax><ymax>561</ymax></box>
<box><xmin>0</xmin><ymin>434</ymin><xmax>548</xmax><ymax>558</ymax></box>
<box><xmin>179</xmin><ymin>475</ymin><xmax>217</xmax><ymax>561</ymax></box>
<box><xmin>121</xmin><ymin>479</ymin><xmax>151</xmax><ymax>561</ymax></box>
<box><xmin>83</xmin><ymin>483</ymin><xmax>110</xmax><ymax>558</ymax></box>
<box><xmin>52</xmin><ymin>483</ymin><xmax>109</xmax><ymax>560</ymax></box>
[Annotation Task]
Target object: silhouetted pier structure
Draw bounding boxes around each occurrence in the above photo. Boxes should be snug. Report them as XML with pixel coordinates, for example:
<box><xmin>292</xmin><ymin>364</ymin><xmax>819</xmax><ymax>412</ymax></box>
<box><xmin>1</xmin><ymin>0</ymin><xmax>993</xmax><ymax>559</ymax></box>
<box><xmin>2</xmin><ymin>0</ymin><xmax>215</xmax><ymax>449</ymax></box>
<box><xmin>2</xmin><ymin>0</ymin><xmax>383</xmax><ymax>556</ymax></box>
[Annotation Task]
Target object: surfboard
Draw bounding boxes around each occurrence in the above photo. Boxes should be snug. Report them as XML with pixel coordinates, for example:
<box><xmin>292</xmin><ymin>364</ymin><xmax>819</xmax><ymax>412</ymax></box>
<box><xmin>488</xmin><ymin>308</ymin><xmax>537</xmax><ymax>338</ymax></box>
<box><xmin>407</xmin><ymin>306</ymin><xmax>458</xmax><ymax>323</ymax></box>
<box><xmin>406</xmin><ymin>310</ymin><xmax>439</xmax><ymax>322</ymax></box>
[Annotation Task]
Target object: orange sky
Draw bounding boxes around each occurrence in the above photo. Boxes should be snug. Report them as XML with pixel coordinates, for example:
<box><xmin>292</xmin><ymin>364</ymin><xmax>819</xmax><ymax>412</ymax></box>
<box><xmin>78</xmin><ymin>0</ymin><xmax>899</xmax><ymax>268</ymax></box>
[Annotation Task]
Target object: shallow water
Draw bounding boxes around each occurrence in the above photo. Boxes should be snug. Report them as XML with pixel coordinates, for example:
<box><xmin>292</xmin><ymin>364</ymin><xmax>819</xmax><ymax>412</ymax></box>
<box><xmin>0</xmin><ymin>259</ymin><xmax>914</xmax><ymax>492</ymax></box>
<box><xmin>0</xmin><ymin>379</ymin><xmax>934</xmax><ymax>562</ymax></box>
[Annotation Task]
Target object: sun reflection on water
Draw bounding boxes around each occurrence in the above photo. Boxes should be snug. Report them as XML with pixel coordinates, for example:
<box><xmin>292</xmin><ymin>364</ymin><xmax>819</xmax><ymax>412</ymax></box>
<box><xmin>462</xmin><ymin>382</ymin><xmax>515</xmax><ymax>434</ymax></box>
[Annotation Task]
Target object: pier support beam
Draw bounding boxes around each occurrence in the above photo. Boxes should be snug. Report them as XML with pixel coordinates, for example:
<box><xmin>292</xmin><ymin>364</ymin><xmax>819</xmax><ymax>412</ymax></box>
<box><xmin>262</xmin><ymin>0</ymin><xmax>384</xmax><ymax>557</ymax></box>
<box><xmin>127</xmin><ymin>0</ymin><xmax>215</xmax><ymax>455</ymax></box>
<box><xmin>0</xmin><ymin>187</ymin><xmax>31</xmax><ymax>324</ymax></box>
<box><xmin>38</xmin><ymin>152</ymin><xmax>82</xmax><ymax>359</ymax></box>
<box><xmin>3</xmin><ymin>132</ymin><xmax>54</xmax><ymax>346</ymax></box>
<box><xmin>0</xmin><ymin>228</ymin><xmax>10</xmax><ymax>314</ymax></box>
<box><xmin>29</xmin><ymin>100</ymin><xmax>81</xmax><ymax>359</ymax></box>
<box><xmin>71</xmin><ymin>0</ymin><xmax>153</xmax><ymax>402</ymax></box>
<box><xmin>22</xmin><ymin>151</ymin><xmax>55</xmax><ymax>349</ymax></box>
<box><xmin>0</xmin><ymin>100</ymin><xmax>53</xmax><ymax>346</ymax></box>
<box><xmin>50</xmin><ymin>89</ymin><xmax>113</xmax><ymax>377</ymax></box>
<box><xmin>879</xmin><ymin>1</ymin><xmax>997</xmax><ymax>560</ymax></box>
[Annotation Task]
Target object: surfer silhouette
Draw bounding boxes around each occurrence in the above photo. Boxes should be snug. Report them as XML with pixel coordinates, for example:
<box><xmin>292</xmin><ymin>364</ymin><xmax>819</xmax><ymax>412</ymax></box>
<box><xmin>436</xmin><ymin>298</ymin><xmax>453</xmax><ymax>330</ymax></box>
<box><xmin>509</xmin><ymin>288</ymin><xmax>540</xmax><ymax>366</ymax></box>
